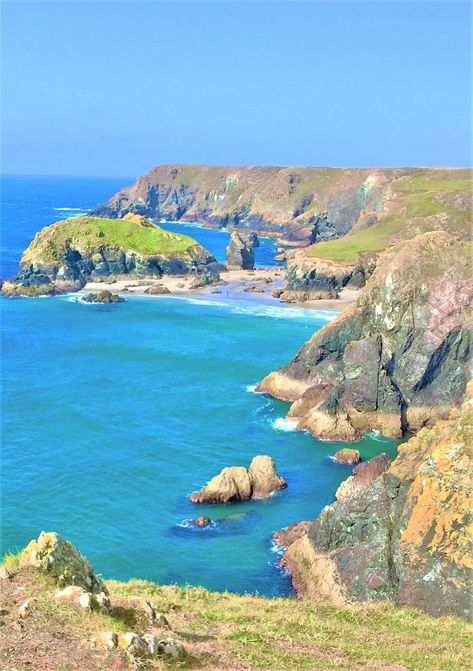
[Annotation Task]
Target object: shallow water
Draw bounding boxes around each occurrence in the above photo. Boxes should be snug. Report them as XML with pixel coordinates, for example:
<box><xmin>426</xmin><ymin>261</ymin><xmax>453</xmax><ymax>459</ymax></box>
<box><xmin>1</xmin><ymin>176</ymin><xmax>399</xmax><ymax>595</ymax></box>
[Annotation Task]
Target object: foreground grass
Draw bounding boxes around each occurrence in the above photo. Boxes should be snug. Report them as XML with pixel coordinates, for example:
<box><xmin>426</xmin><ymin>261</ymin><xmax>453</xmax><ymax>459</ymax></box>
<box><xmin>2</xmin><ymin>554</ymin><xmax>472</xmax><ymax>671</ymax></box>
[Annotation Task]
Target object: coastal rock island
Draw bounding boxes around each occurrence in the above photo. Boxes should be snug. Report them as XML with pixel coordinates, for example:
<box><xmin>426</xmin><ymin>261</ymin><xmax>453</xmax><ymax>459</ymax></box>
<box><xmin>225</xmin><ymin>230</ymin><xmax>259</xmax><ymax>270</ymax></box>
<box><xmin>2</xmin><ymin>213</ymin><xmax>217</xmax><ymax>296</ymax></box>
<box><xmin>190</xmin><ymin>455</ymin><xmax>287</xmax><ymax>503</ymax></box>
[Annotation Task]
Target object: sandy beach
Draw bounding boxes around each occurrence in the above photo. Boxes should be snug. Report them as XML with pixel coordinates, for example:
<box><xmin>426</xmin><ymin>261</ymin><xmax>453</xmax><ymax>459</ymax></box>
<box><xmin>83</xmin><ymin>267</ymin><xmax>359</xmax><ymax>312</ymax></box>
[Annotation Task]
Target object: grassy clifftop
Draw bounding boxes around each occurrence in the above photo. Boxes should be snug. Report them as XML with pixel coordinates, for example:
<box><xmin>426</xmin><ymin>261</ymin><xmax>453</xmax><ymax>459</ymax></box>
<box><xmin>22</xmin><ymin>215</ymin><xmax>200</xmax><ymax>266</ymax></box>
<box><xmin>307</xmin><ymin>170</ymin><xmax>471</xmax><ymax>263</ymax></box>
<box><xmin>1</xmin><ymin>554</ymin><xmax>472</xmax><ymax>671</ymax></box>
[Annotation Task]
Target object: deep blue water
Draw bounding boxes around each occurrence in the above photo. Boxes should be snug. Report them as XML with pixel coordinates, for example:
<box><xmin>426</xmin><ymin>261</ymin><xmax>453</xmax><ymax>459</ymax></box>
<box><xmin>1</xmin><ymin>176</ymin><xmax>398</xmax><ymax>595</ymax></box>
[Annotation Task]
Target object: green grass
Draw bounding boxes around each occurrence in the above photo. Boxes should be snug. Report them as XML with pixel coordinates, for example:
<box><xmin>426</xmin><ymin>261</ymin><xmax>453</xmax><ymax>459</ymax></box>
<box><xmin>1</xmin><ymin>549</ymin><xmax>20</xmax><ymax>574</ymax></box>
<box><xmin>23</xmin><ymin>216</ymin><xmax>200</xmax><ymax>265</ymax></box>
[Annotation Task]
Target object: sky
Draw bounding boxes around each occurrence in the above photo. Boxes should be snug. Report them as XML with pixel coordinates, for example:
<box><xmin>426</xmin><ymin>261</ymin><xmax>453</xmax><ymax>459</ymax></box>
<box><xmin>1</xmin><ymin>1</ymin><xmax>471</xmax><ymax>177</ymax></box>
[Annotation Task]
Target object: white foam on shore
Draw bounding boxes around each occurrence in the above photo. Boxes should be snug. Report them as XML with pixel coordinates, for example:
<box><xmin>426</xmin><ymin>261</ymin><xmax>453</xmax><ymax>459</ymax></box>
<box><xmin>53</xmin><ymin>207</ymin><xmax>89</xmax><ymax>212</ymax></box>
<box><xmin>172</xmin><ymin>295</ymin><xmax>337</xmax><ymax>320</ymax></box>
<box><xmin>272</xmin><ymin>417</ymin><xmax>299</xmax><ymax>432</ymax></box>
<box><xmin>246</xmin><ymin>384</ymin><xmax>263</xmax><ymax>393</ymax></box>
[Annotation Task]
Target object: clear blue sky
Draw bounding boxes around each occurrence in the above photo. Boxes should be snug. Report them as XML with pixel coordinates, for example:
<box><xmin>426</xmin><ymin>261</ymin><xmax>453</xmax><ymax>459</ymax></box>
<box><xmin>1</xmin><ymin>1</ymin><xmax>471</xmax><ymax>176</ymax></box>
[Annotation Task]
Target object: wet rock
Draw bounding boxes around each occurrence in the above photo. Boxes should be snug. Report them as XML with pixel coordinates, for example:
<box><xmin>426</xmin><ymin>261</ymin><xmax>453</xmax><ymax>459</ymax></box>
<box><xmin>226</xmin><ymin>231</ymin><xmax>259</xmax><ymax>270</ymax></box>
<box><xmin>82</xmin><ymin>290</ymin><xmax>124</xmax><ymax>303</ymax></box>
<box><xmin>192</xmin><ymin>516</ymin><xmax>212</xmax><ymax>527</ymax></box>
<box><xmin>333</xmin><ymin>448</ymin><xmax>361</xmax><ymax>464</ymax></box>
<box><xmin>190</xmin><ymin>455</ymin><xmax>286</xmax><ymax>503</ymax></box>
<box><xmin>19</xmin><ymin>531</ymin><xmax>106</xmax><ymax>593</ymax></box>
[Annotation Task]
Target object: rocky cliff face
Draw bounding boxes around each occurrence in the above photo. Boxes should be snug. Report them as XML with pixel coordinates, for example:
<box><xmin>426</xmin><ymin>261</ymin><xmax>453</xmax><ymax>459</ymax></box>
<box><xmin>281</xmin><ymin>402</ymin><xmax>473</xmax><ymax>619</ymax></box>
<box><xmin>258</xmin><ymin>232</ymin><xmax>472</xmax><ymax>439</ymax></box>
<box><xmin>2</xmin><ymin>214</ymin><xmax>217</xmax><ymax>296</ymax></box>
<box><xmin>92</xmin><ymin>165</ymin><xmax>471</xmax><ymax>244</ymax></box>
<box><xmin>226</xmin><ymin>231</ymin><xmax>259</xmax><ymax>270</ymax></box>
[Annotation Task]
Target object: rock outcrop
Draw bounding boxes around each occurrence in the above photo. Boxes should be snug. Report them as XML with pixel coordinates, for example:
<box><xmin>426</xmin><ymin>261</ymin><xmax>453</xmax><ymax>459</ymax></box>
<box><xmin>333</xmin><ymin>448</ymin><xmax>361</xmax><ymax>464</ymax></box>
<box><xmin>258</xmin><ymin>233</ymin><xmax>472</xmax><ymax>440</ymax></box>
<box><xmin>281</xmin><ymin>405</ymin><xmax>473</xmax><ymax>619</ymax></box>
<box><xmin>2</xmin><ymin>214</ymin><xmax>217</xmax><ymax>296</ymax></box>
<box><xmin>82</xmin><ymin>290</ymin><xmax>124</xmax><ymax>303</ymax></box>
<box><xmin>92</xmin><ymin>165</ymin><xmax>472</xmax><ymax>244</ymax></box>
<box><xmin>189</xmin><ymin>455</ymin><xmax>287</xmax><ymax>503</ymax></box>
<box><xmin>226</xmin><ymin>231</ymin><xmax>259</xmax><ymax>270</ymax></box>
<box><xmin>19</xmin><ymin>531</ymin><xmax>106</xmax><ymax>593</ymax></box>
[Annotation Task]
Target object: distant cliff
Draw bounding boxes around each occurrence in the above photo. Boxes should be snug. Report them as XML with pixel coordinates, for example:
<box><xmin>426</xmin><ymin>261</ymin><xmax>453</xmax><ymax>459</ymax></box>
<box><xmin>92</xmin><ymin>164</ymin><xmax>472</xmax><ymax>245</ymax></box>
<box><xmin>258</xmin><ymin>232</ymin><xmax>472</xmax><ymax>439</ymax></box>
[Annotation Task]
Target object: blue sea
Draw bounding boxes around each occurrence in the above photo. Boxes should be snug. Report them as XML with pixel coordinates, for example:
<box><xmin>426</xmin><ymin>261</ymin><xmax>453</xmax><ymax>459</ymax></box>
<box><xmin>1</xmin><ymin>176</ymin><xmax>398</xmax><ymax>596</ymax></box>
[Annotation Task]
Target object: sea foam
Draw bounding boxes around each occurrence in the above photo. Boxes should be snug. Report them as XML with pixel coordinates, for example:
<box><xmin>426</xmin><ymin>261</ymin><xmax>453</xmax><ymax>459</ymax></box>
<box><xmin>272</xmin><ymin>417</ymin><xmax>299</xmax><ymax>432</ymax></box>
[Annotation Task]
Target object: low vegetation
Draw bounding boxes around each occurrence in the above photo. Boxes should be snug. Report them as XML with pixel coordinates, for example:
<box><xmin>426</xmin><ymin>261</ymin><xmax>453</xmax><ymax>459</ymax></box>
<box><xmin>1</xmin><ymin>553</ymin><xmax>472</xmax><ymax>671</ymax></box>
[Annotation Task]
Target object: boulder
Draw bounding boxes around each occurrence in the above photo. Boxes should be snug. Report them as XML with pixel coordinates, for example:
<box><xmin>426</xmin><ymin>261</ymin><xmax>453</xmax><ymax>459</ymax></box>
<box><xmin>19</xmin><ymin>531</ymin><xmax>106</xmax><ymax>593</ymax></box>
<box><xmin>333</xmin><ymin>448</ymin><xmax>361</xmax><ymax>464</ymax></box>
<box><xmin>190</xmin><ymin>456</ymin><xmax>286</xmax><ymax>503</ymax></box>
<box><xmin>82</xmin><ymin>290</ymin><xmax>124</xmax><ymax>304</ymax></box>
<box><xmin>144</xmin><ymin>284</ymin><xmax>171</xmax><ymax>295</ymax></box>
<box><xmin>226</xmin><ymin>231</ymin><xmax>259</xmax><ymax>270</ymax></box>
<box><xmin>189</xmin><ymin>271</ymin><xmax>221</xmax><ymax>289</ymax></box>
<box><xmin>191</xmin><ymin>516</ymin><xmax>212</xmax><ymax>527</ymax></box>
<box><xmin>248</xmin><ymin>455</ymin><xmax>287</xmax><ymax>499</ymax></box>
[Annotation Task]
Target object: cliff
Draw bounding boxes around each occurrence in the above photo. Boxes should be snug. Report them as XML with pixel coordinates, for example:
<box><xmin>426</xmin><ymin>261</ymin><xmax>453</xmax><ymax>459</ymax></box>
<box><xmin>2</xmin><ymin>214</ymin><xmax>217</xmax><ymax>296</ymax></box>
<box><xmin>281</xmin><ymin>402</ymin><xmax>473</xmax><ymax>619</ymax></box>
<box><xmin>92</xmin><ymin>164</ymin><xmax>472</xmax><ymax>245</ymax></box>
<box><xmin>258</xmin><ymin>232</ymin><xmax>472</xmax><ymax>439</ymax></box>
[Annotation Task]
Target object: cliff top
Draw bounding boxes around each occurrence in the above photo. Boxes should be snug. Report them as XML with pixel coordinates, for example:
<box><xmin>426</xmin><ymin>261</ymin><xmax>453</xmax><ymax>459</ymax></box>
<box><xmin>21</xmin><ymin>214</ymin><xmax>201</xmax><ymax>266</ymax></box>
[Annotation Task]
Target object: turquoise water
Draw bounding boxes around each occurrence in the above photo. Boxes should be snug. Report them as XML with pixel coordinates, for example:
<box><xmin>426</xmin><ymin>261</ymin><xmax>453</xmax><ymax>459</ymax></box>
<box><xmin>1</xmin><ymin>176</ymin><xmax>399</xmax><ymax>595</ymax></box>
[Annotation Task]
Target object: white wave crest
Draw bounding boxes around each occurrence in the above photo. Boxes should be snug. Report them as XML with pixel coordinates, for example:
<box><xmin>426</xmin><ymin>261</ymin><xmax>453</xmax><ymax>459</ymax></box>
<box><xmin>53</xmin><ymin>207</ymin><xmax>89</xmax><ymax>212</ymax></box>
<box><xmin>172</xmin><ymin>295</ymin><xmax>337</xmax><ymax>320</ymax></box>
<box><xmin>246</xmin><ymin>384</ymin><xmax>263</xmax><ymax>393</ymax></box>
<box><xmin>272</xmin><ymin>417</ymin><xmax>299</xmax><ymax>432</ymax></box>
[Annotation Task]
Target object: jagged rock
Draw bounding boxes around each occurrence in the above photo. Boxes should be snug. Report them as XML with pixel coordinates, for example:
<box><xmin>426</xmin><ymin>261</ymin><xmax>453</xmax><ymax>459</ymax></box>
<box><xmin>282</xmin><ymin>404</ymin><xmax>473</xmax><ymax>619</ymax></box>
<box><xmin>190</xmin><ymin>455</ymin><xmax>286</xmax><ymax>503</ymax></box>
<box><xmin>258</xmin><ymin>233</ymin><xmax>473</xmax><ymax>439</ymax></box>
<box><xmin>333</xmin><ymin>448</ymin><xmax>360</xmax><ymax>464</ymax></box>
<box><xmin>133</xmin><ymin>598</ymin><xmax>170</xmax><ymax>627</ymax></box>
<box><xmin>226</xmin><ymin>231</ymin><xmax>259</xmax><ymax>270</ymax></box>
<box><xmin>273</xmin><ymin>521</ymin><xmax>314</xmax><ymax>547</ymax></box>
<box><xmin>335</xmin><ymin>454</ymin><xmax>390</xmax><ymax>500</ymax></box>
<box><xmin>189</xmin><ymin>270</ymin><xmax>221</xmax><ymax>288</ymax></box>
<box><xmin>144</xmin><ymin>284</ymin><xmax>171</xmax><ymax>295</ymax></box>
<box><xmin>82</xmin><ymin>290</ymin><xmax>124</xmax><ymax>303</ymax></box>
<box><xmin>19</xmin><ymin>531</ymin><xmax>106</xmax><ymax>593</ymax></box>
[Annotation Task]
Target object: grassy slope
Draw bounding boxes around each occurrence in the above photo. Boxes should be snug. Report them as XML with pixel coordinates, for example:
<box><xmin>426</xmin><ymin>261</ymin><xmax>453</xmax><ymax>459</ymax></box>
<box><xmin>2</xmin><ymin>554</ymin><xmax>472</xmax><ymax>671</ymax></box>
<box><xmin>22</xmin><ymin>217</ymin><xmax>200</xmax><ymax>265</ymax></box>
<box><xmin>307</xmin><ymin>172</ymin><xmax>471</xmax><ymax>263</ymax></box>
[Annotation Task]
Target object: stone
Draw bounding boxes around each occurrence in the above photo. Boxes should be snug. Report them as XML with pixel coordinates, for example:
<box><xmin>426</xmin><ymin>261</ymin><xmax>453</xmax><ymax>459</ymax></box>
<box><xmin>82</xmin><ymin>290</ymin><xmax>125</xmax><ymax>303</ymax></box>
<box><xmin>91</xmin><ymin>632</ymin><xmax>118</xmax><ymax>650</ymax></box>
<box><xmin>18</xmin><ymin>598</ymin><xmax>35</xmax><ymax>618</ymax></box>
<box><xmin>157</xmin><ymin>638</ymin><xmax>185</xmax><ymax>659</ymax></box>
<box><xmin>335</xmin><ymin>454</ymin><xmax>390</xmax><ymax>500</ymax></box>
<box><xmin>190</xmin><ymin>455</ymin><xmax>286</xmax><ymax>503</ymax></box>
<box><xmin>0</xmin><ymin>566</ymin><xmax>11</xmax><ymax>580</ymax></box>
<box><xmin>54</xmin><ymin>585</ymin><xmax>86</xmax><ymax>603</ymax></box>
<box><xmin>189</xmin><ymin>270</ymin><xmax>221</xmax><ymax>289</ymax></box>
<box><xmin>144</xmin><ymin>284</ymin><xmax>171</xmax><ymax>295</ymax></box>
<box><xmin>226</xmin><ymin>231</ymin><xmax>259</xmax><ymax>270</ymax></box>
<box><xmin>248</xmin><ymin>455</ymin><xmax>287</xmax><ymax>499</ymax></box>
<box><xmin>192</xmin><ymin>516</ymin><xmax>212</xmax><ymax>527</ymax></box>
<box><xmin>19</xmin><ymin>531</ymin><xmax>106</xmax><ymax>593</ymax></box>
<box><xmin>117</xmin><ymin>632</ymin><xmax>149</xmax><ymax>659</ymax></box>
<box><xmin>333</xmin><ymin>448</ymin><xmax>361</xmax><ymax>464</ymax></box>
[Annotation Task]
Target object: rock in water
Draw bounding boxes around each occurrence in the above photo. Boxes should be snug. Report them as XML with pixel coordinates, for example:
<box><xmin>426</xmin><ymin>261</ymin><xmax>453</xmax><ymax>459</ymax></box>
<box><xmin>273</xmin><ymin>521</ymin><xmax>314</xmax><ymax>547</ymax></box>
<box><xmin>191</xmin><ymin>516</ymin><xmax>212</xmax><ymax>527</ymax></box>
<box><xmin>226</xmin><ymin>231</ymin><xmax>259</xmax><ymax>270</ymax></box>
<box><xmin>82</xmin><ymin>290</ymin><xmax>124</xmax><ymax>303</ymax></box>
<box><xmin>281</xmin><ymin>403</ymin><xmax>473</xmax><ymax>619</ymax></box>
<box><xmin>190</xmin><ymin>455</ymin><xmax>286</xmax><ymax>503</ymax></box>
<box><xmin>19</xmin><ymin>531</ymin><xmax>106</xmax><ymax>593</ymax></box>
<box><xmin>248</xmin><ymin>455</ymin><xmax>287</xmax><ymax>499</ymax></box>
<box><xmin>333</xmin><ymin>448</ymin><xmax>360</xmax><ymax>464</ymax></box>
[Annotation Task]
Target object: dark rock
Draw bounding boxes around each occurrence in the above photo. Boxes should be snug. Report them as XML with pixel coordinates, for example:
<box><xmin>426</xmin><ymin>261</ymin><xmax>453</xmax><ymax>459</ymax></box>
<box><xmin>82</xmin><ymin>290</ymin><xmax>124</xmax><ymax>304</ymax></box>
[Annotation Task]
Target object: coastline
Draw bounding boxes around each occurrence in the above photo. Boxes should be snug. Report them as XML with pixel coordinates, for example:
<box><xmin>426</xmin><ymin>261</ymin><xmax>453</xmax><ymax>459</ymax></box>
<box><xmin>83</xmin><ymin>267</ymin><xmax>359</xmax><ymax>313</ymax></box>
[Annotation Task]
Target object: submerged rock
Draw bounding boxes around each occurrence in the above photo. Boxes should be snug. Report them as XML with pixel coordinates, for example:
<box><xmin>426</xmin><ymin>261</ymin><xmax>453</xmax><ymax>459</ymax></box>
<box><xmin>190</xmin><ymin>455</ymin><xmax>286</xmax><ymax>503</ymax></box>
<box><xmin>226</xmin><ymin>231</ymin><xmax>259</xmax><ymax>270</ymax></box>
<box><xmin>19</xmin><ymin>531</ymin><xmax>106</xmax><ymax>593</ymax></box>
<box><xmin>191</xmin><ymin>516</ymin><xmax>212</xmax><ymax>527</ymax></box>
<box><xmin>333</xmin><ymin>448</ymin><xmax>360</xmax><ymax>464</ymax></box>
<box><xmin>82</xmin><ymin>290</ymin><xmax>124</xmax><ymax>303</ymax></box>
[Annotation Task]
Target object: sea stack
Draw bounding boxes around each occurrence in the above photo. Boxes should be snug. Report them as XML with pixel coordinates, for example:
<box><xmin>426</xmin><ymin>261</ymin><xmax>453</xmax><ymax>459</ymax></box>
<box><xmin>225</xmin><ymin>231</ymin><xmax>259</xmax><ymax>270</ymax></box>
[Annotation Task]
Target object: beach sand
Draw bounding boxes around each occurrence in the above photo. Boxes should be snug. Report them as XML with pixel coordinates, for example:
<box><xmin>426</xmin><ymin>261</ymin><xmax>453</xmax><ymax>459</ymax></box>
<box><xmin>83</xmin><ymin>268</ymin><xmax>359</xmax><ymax>313</ymax></box>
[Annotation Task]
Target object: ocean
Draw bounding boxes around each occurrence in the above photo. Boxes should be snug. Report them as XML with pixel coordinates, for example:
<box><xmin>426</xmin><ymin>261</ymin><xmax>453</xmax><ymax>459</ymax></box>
<box><xmin>1</xmin><ymin>175</ymin><xmax>398</xmax><ymax>596</ymax></box>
